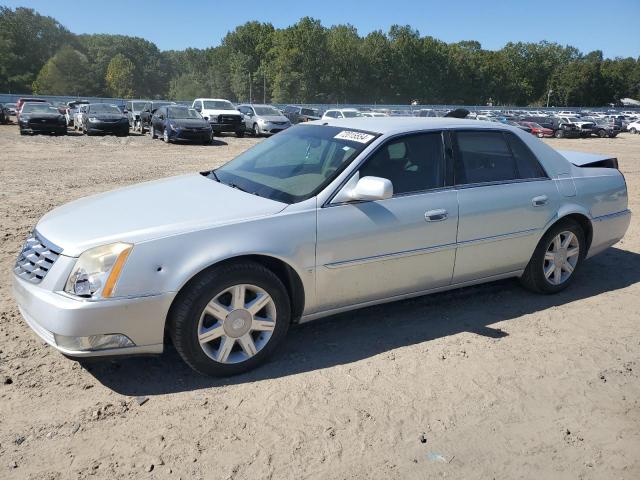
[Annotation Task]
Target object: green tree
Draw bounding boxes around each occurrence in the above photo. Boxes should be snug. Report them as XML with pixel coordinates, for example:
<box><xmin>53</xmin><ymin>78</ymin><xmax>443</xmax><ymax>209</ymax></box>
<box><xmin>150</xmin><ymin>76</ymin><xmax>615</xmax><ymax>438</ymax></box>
<box><xmin>32</xmin><ymin>45</ymin><xmax>93</xmax><ymax>95</ymax></box>
<box><xmin>105</xmin><ymin>53</ymin><xmax>135</xmax><ymax>98</ymax></box>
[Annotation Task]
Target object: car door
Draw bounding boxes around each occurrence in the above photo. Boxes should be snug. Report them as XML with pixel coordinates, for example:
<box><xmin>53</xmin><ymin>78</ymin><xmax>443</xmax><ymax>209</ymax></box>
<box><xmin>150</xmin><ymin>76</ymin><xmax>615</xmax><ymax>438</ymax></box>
<box><xmin>315</xmin><ymin>131</ymin><xmax>459</xmax><ymax>311</ymax></box>
<box><xmin>451</xmin><ymin>129</ymin><xmax>559</xmax><ymax>283</ymax></box>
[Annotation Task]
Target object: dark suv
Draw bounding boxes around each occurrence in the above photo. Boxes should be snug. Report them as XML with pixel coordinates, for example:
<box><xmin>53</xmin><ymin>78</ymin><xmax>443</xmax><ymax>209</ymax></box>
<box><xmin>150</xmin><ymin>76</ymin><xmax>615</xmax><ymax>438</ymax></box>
<box><xmin>522</xmin><ymin>116</ymin><xmax>581</xmax><ymax>138</ymax></box>
<box><xmin>283</xmin><ymin>105</ymin><xmax>321</xmax><ymax>124</ymax></box>
<box><xmin>139</xmin><ymin>101</ymin><xmax>176</xmax><ymax>133</ymax></box>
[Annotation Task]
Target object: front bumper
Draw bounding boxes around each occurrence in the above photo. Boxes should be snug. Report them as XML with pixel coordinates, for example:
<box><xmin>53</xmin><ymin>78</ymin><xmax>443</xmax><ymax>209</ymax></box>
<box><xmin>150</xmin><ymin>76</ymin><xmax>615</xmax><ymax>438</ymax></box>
<box><xmin>258</xmin><ymin>123</ymin><xmax>290</xmax><ymax>135</ymax></box>
<box><xmin>13</xmin><ymin>274</ymin><xmax>174</xmax><ymax>357</ymax></box>
<box><xmin>21</xmin><ymin>124</ymin><xmax>66</xmax><ymax>134</ymax></box>
<box><xmin>168</xmin><ymin>127</ymin><xmax>213</xmax><ymax>142</ymax></box>
<box><xmin>87</xmin><ymin>121</ymin><xmax>129</xmax><ymax>134</ymax></box>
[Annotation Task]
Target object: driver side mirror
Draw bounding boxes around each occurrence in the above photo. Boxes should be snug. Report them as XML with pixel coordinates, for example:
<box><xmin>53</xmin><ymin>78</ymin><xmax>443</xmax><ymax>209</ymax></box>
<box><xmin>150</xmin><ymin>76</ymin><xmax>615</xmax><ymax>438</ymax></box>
<box><xmin>332</xmin><ymin>174</ymin><xmax>393</xmax><ymax>203</ymax></box>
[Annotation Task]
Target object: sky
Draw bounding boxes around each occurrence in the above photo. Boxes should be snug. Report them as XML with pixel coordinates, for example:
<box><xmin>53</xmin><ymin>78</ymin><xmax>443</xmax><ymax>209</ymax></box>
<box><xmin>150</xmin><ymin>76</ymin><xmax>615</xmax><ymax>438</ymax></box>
<box><xmin>4</xmin><ymin>0</ymin><xmax>639</xmax><ymax>58</ymax></box>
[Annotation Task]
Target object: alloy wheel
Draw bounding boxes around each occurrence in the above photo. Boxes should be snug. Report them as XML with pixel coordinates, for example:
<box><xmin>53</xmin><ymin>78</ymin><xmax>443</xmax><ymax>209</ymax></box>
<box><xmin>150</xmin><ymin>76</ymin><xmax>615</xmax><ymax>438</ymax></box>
<box><xmin>543</xmin><ymin>231</ymin><xmax>579</xmax><ymax>285</ymax></box>
<box><xmin>197</xmin><ymin>284</ymin><xmax>277</xmax><ymax>364</ymax></box>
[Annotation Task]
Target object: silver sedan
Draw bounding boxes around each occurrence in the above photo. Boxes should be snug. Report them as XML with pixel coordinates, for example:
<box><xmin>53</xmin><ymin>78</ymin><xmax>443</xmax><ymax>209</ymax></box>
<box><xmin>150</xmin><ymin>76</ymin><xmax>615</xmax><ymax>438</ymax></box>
<box><xmin>13</xmin><ymin>118</ymin><xmax>630</xmax><ymax>375</ymax></box>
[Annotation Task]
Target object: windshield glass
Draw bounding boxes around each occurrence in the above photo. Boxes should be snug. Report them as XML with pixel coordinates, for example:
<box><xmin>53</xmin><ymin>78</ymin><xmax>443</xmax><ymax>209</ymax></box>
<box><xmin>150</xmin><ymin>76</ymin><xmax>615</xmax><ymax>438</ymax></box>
<box><xmin>254</xmin><ymin>106</ymin><xmax>281</xmax><ymax>116</ymax></box>
<box><xmin>22</xmin><ymin>104</ymin><xmax>59</xmax><ymax>114</ymax></box>
<box><xmin>168</xmin><ymin>107</ymin><xmax>201</xmax><ymax>119</ymax></box>
<box><xmin>131</xmin><ymin>102</ymin><xmax>146</xmax><ymax>111</ymax></box>
<box><xmin>301</xmin><ymin>108</ymin><xmax>318</xmax><ymax>116</ymax></box>
<box><xmin>566</xmin><ymin>117</ymin><xmax>580</xmax><ymax>122</ymax></box>
<box><xmin>203</xmin><ymin>100</ymin><xmax>234</xmax><ymax>110</ymax></box>
<box><xmin>213</xmin><ymin>125</ymin><xmax>378</xmax><ymax>203</ymax></box>
<box><xmin>89</xmin><ymin>104</ymin><xmax>121</xmax><ymax>114</ymax></box>
<box><xmin>342</xmin><ymin>110</ymin><xmax>361</xmax><ymax>118</ymax></box>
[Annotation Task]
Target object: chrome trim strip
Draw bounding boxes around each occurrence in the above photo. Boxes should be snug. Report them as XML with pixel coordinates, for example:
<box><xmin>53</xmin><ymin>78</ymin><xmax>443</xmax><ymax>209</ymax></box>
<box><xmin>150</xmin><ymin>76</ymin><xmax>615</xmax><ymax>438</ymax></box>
<box><xmin>300</xmin><ymin>270</ymin><xmax>524</xmax><ymax>323</ymax></box>
<box><xmin>591</xmin><ymin>209</ymin><xmax>631</xmax><ymax>222</ymax></box>
<box><xmin>457</xmin><ymin>227</ymin><xmax>539</xmax><ymax>248</ymax></box>
<box><xmin>324</xmin><ymin>228</ymin><xmax>538</xmax><ymax>269</ymax></box>
<box><xmin>324</xmin><ymin>242</ymin><xmax>456</xmax><ymax>269</ymax></box>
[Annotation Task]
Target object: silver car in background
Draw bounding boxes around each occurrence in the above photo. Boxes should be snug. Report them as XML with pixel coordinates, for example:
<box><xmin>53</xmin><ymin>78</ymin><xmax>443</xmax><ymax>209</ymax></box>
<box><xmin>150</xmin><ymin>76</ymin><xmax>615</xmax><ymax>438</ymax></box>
<box><xmin>12</xmin><ymin>118</ymin><xmax>630</xmax><ymax>376</ymax></box>
<box><xmin>237</xmin><ymin>104</ymin><xmax>291</xmax><ymax>136</ymax></box>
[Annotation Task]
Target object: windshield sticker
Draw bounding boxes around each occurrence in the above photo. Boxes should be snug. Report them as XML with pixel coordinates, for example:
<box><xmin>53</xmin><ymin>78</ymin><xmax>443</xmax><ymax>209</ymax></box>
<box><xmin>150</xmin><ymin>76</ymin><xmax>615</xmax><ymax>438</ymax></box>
<box><xmin>334</xmin><ymin>130</ymin><xmax>375</xmax><ymax>143</ymax></box>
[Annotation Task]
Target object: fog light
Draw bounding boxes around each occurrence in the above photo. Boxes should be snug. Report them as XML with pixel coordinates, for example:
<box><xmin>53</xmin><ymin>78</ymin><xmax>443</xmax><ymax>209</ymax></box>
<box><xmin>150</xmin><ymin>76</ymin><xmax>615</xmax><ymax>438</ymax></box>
<box><xmin>53</xmin><ymin>333</ymin><xmax>135</xmax><ymax>351</ymax></box>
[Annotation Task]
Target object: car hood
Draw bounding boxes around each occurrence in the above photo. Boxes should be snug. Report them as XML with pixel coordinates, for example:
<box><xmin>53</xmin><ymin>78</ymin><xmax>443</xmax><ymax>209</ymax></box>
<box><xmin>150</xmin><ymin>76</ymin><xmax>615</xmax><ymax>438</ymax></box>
<box><xmin>171</xmin><ymin>118</ymin><xmax>210</xmax><ymax>128</ymax></box>
<box><xmin>36</xmin><ymin>174</ymin><xmax>287</xmax><ymax>257</ymax></box>
<box><xmin>90</xmin><ymin>114</ymin><xmax>126</xmax><ymax>121</ymax></box>
<box><xmin>22</xmin><ymin>113</ymin><xmax>63</xmax><ymax>120</ymax></box>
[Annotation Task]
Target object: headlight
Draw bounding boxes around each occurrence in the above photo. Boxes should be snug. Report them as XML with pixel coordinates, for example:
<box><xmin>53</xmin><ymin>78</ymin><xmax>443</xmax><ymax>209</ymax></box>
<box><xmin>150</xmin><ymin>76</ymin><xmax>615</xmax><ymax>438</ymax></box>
<box><xmin>169</xmin><ymin>123</ymin><xmax>177</xmax><ymax>130</ymax></box>
<box><xmin>64</xmin><ymin>242</ymin><xmax>133</xmax><ymax>299</ymax></box>
<box><xmin>258</xmin><ymin>118</ymin><xmax>267</xmax><ymax>124</ymax></box>
<box><xmin>89</xmin><ymin>117</ymin><xmax>99</xmax><ymax>123</ymax></box>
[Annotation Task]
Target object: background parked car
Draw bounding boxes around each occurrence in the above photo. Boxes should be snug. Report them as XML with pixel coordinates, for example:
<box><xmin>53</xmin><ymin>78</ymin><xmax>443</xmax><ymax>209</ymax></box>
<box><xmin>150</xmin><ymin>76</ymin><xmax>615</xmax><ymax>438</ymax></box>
<box><xmin>283</xmin><ymin>105</ymin><xmax>321</xmax><ymax>124</ymax></box>
<box><xmin>591</xmin><ymin>118</ymin><xmax>620</xmax><ymax>138</ymax></box>
<box><xmin>4</xmin><ymin>102</ymin><xmax>17</xmax><ymax>116</ymax></box>
<box><xmin>18</xmin><ymin>102</ymin><xmax>67</xmax><ymax>135</ymax></box>
<box><xmin>78</xmin><ymin>103</ymin><xmax>129</xmax><ymax>136</ymax></box>
<box><xmin>125</xmin><ymin>100</ymin><xmax>150</xmax><ymax>132</ymax></box>
<box><xmin>65</xmin><ymin>100</ymin><xmax>90</xmax><ymax>127</ymax></box>
<box><xmin>627</xmin><ymin>120</ymin><xmax>640</xmax><ymax>134</ymax></box>
<box><xmin>558</xmin><ymin>116</ymin><xmax>596</xmax><ymax>137</ymax></box>
<box><xmin>149</xmin><ymin>105</ymin><xmax>213</xmax><ymax>144</ymax></box>
<box><xmin>322</xmin><ymin>108</ymin><xmax>362</xmax><ymax>119</ymax></box>
<box><xmin>0</xmin><ymin>103</ymin><xmax>9</xmax><ymax>124</ymax></box>
<box><xmin>237</xmin><ymin>104</ymin><xmax>291</xmax><ymax>136</ymax></box>
<box><xmin>15</xmin><ymin>97</ymin><xmax>49</xmax><ymax>121</ymax></box>
<box><xmin>193</xmin><ymin>98</ymin><xmax>246</xmax><ymax>137</ymax></box>
<box><xmin>139</xmin><ymin>101</ymin><xmax>176</xmax><ymax>133</ymax></box>
<box><xmin>522</xmin><ymin>116</ymin><xmax>581</xmax><ymax>138</ymax></box>
<box><xmin>518</xmin><ymin>121</ymin><xmax>554</xmax><ymax>138</ymax></box>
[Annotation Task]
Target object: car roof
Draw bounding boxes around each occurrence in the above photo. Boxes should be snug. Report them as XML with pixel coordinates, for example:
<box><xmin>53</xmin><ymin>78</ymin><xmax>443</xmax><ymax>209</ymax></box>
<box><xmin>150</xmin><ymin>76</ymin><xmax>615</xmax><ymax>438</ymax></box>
<box><xmin>309</xmin><ymin>117</ymin><xmax>519</xmax><ymax>135</ymax></box>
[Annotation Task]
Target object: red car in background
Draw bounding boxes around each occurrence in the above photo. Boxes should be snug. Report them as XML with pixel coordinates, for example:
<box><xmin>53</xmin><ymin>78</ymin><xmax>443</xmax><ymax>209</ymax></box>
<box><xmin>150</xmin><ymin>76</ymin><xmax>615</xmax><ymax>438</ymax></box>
<box><xmin>518</xmin><ymin>121</ymin><xmax>553</xmax><ymax>138</ymax></box>
<box><xmin>15</xmin><ymin>97</ymin><xmax>49</xmax><ymax>121</ymax></box>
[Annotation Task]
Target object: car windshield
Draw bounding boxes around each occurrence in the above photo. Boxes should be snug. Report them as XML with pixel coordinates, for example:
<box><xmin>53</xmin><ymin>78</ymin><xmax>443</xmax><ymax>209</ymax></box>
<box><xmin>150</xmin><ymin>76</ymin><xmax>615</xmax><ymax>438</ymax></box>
<box><xmin>342</xmin><ymin>110</ymin><xmax>361</xmax><ymax>118</ymax></box>
<box><xmin>301</xmin><ymin>108</ymin><xmax>318</xmax><ymax>116</ymax></box>
<box><xmin>530</xmin><ymin>122</ymin><xmax>543</xmax><ymax>129</ymax></box>
<box><xmin>89</xmin><ymin>104</ymin><xmax>121</xmax><ymax>114</ymax></box>
<box><xmin>168</xmin><ymin>107</ymin><xmax>201</xmax><ymax>119</ymax></box>
<box><xmin>253</xmin><ymin>106</ymin><xmax>281</xmax><ymax>116</ymax></box>
<box><xmin>203</xmin><ymin>100</ymin><xmax>234</xmax><ymax>110</ymax></box>
<box><xmin>131</xmin><ymin>102</ymin><xmax>146</xmax><ymax>111</ymax></box>
<box><xmin>566</xmin><ymin>117</ymin><xmax>580</xmax><ymax>122</ymax></box>
<box><xmin>22</xmin><ymin>104</ymin><xmax>58</xmax><ymax>114</ymax></box>
<box><xmin>212</xmin><ymin>125</ymin><xmax>378</xmax><ymax>204</ymax></box>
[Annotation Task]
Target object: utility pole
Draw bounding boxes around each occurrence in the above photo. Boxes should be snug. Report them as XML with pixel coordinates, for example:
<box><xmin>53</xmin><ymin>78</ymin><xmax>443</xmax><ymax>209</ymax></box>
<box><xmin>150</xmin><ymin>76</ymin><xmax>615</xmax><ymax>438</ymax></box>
<box><xmin>249</xmin><ymin>72</ymin><xmax>252</xmax><ymax>104</ymax></box>
<box><xmin>546</xmin><ymin>89</ymin><xmax>553</xmax><ymax>108</ymax></box>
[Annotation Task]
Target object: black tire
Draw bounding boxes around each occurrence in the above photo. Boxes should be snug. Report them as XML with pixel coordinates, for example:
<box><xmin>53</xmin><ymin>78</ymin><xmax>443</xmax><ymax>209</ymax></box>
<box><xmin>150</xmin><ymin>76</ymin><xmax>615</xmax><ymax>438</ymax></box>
<box><xmin>253</xmin><ymin>123</ymin><xmax>260</xmax><ymax>136</ymax></box>
<box><xmin>163</xmin><ymin>128</ymin><xmax>170</xmax><ymax>143</ymax></box>
<box><xmin>519</xmin><ymin>219</ymin><xmax>586</xmax><ymax>294</ymax></box>
<box><xmin>169</xmin><ymin>261</ymin><xmax>291</xmax><ymax>376</ymax></box>
<box><xmin>150</xmin><ymin>125</ymin><xmax>157</xmax><ymax>139</ymax></box>
<box><xmin>236</xmin><ymin>130</ymin><xmax>245</xmax><ymax>138</ymax></box>
<box><xmin>19</xmin><ymin>128</ymin><xmax>25</xmax><ymax>135</ymax></box>
<box><xmin>630</xmin><ymin>127</ymin><xmax>637</xmax><ymax>134</ymax></box>
<box><xmin>597</xmin><ymin>129</ymin><xmax>607</xmax><ymax>138</ymax></box>
<box><xmin>554</xmin><ymin>129</ymin><xmax>564</xmax><ymax>139</ymax></box>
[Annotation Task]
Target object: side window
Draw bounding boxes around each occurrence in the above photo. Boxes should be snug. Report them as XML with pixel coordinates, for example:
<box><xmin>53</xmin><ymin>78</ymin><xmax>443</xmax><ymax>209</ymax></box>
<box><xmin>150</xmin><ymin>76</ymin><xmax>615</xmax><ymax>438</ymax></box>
<box><xmin>359</xmin><ymin>132</ymin><xmax>445</xmax><ymax>195</ymax></box>
<box><xmin>125</xmin><ymin>101</ymin><xmax>131</xmax><ymax>111</ymax></box>
<box><xmin>454</xmin><ymin>131</ymin><xmax>518</xmax><ymax>185</ymax></box>
<box><xmin>504</xmin><ymin>133</ymin><xmax>547</xmax><ymax>179</ymax></box>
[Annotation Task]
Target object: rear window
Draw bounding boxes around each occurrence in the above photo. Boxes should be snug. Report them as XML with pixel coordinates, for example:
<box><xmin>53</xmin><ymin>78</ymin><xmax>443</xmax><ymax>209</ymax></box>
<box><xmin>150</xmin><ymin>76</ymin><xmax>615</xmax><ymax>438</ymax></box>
<box><xmin>454</xmin><ymin>131</ymin><xmax>546</xmax><ymax>185</ymax></box>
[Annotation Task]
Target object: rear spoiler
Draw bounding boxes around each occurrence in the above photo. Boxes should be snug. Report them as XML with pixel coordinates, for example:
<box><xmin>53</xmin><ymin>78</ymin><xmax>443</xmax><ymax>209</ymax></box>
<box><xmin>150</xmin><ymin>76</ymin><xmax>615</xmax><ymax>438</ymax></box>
<box><xmin>558</xmin><ymin>150</ymin><xmax>619</xmax><ymax>169</ymax></box>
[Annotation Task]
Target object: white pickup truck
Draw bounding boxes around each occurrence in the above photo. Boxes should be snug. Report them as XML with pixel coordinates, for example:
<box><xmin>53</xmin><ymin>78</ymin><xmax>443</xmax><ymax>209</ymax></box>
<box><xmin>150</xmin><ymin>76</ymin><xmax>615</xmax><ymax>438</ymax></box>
<box><xmin>192</xmin><ymin>98</ymin><xmax>246</xmax><ymax>137</ymax></box>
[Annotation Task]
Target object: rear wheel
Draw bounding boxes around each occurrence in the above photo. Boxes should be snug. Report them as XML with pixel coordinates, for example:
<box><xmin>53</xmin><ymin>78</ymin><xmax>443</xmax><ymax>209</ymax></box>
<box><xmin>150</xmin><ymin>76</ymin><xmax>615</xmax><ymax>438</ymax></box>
<box><xmin>236</xmin><ymin>130</ymin><xmax>245</xmax><ymax>138</ymax></box>
<box><xmin>520</xmin><ymin>219</ymin><xmax>585</xmax><ymax>294</ymax></box>
<box><xmin>630</xmin><ymin>127</ymin><xmax>637</xmax><ymax>134</ymax></box>
<box><xmin>169</xmin><ymin>261</ymin><xmax>291</xmax><ymax>376</ymax></box>
<box><xmin>554</xmin><ymin>129</ymin><xmax>564</xmax><ymax>138</ymax></box>
<box><xmin>598</xmin><ymin>129</ymin><xmax>607</xmax><ymax>138</ymax></box>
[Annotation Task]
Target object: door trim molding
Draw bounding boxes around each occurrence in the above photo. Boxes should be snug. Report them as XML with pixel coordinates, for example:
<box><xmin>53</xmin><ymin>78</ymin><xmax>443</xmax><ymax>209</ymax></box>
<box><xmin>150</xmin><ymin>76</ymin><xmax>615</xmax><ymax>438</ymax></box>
<box><xmin>323</xmin><ymin>241</ymin><xmax>457</xmax><ymax>269</ymax></box>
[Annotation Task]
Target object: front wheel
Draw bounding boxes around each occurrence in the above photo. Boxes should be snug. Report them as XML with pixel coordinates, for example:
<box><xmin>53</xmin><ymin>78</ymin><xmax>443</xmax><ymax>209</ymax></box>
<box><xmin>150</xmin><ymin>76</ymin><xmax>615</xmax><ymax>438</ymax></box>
<box><xmin>150</xmin><ymin>125</ymin><xmax>157</xmax><ymax>139</ymax></box>
<box><xmin>169</xmin><ymin>261</ymin><xmax>291</xmax><ymax>376</ymax></box>
<box><xmin>554</xmin><ymin>129</ymin><xmax>564</xmax><ymax>138</ymax></box>
<box><xmin>236</xmin><ymin>130</ymin><xmax>245</xmax><ymax>138</ymax></box>
<box><xmin>253</xmin><ymin>123</ymin><xmax>260</xmax><ymax>136</ymax></box>
<box><xmin>630</xmin><ymin>127</ymin><xmax>637</xmax><ymax>134</ymax></box>
<box><xmin>520</xmin><ymin>219</ymin><xmax>585</xmax><ymax>294</ymax></box>
<box><xmin>163</xmin><ymin>129</ymin><xmax>170</xmax><ymax>143</ymax></box>
<box><xmin>597</xmin><ymin>129</ymin><xmax>607</xmax><ymax>138</ymax></box>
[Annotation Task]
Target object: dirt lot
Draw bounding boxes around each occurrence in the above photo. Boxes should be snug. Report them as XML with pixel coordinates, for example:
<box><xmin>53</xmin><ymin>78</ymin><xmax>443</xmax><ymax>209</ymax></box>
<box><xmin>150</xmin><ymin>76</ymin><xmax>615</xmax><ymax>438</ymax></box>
<box><xmin>0</xmin><ymin>124</ymin><xmax>639</xmax><ymax>480</ymax></box>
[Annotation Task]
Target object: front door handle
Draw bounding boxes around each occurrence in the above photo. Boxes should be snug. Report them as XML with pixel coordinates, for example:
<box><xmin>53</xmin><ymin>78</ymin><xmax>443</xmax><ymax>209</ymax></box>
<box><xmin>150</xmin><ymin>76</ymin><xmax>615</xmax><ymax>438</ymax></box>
<box><xmin>425</xmin><ymin>209</ymin><xmax>448</xmax><ymax>222</ymax></box>
<box><xmin>532</xmin><ymin>195</ymin><xmax>548</xmax><ymax>207</ymax></box>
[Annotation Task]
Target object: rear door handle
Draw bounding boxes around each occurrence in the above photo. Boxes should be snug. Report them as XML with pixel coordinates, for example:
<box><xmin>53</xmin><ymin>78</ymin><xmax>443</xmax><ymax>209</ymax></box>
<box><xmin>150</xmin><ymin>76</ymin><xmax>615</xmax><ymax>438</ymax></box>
<box><xmin>532</xmin><ymin>195</ymin><xmax>548</xmax><ymax>207</ymax></box>
<box><xmin>425</xmin><ymin>209</ymin><xmax>448</xmax><ymax>222</ymax></box>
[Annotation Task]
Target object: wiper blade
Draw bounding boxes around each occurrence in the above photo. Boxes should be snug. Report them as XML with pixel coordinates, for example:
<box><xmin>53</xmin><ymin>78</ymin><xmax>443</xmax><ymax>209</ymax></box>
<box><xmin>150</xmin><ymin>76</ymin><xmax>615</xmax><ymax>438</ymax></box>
<box><xmin>209</xmin><ymin>170</ymin><xmax>220</xmax><ymax>182</ymax></box>
<box><xmin>226</xmin><ymin>182</ymin><xmax>261</xmax><ymax>197</ymax></box>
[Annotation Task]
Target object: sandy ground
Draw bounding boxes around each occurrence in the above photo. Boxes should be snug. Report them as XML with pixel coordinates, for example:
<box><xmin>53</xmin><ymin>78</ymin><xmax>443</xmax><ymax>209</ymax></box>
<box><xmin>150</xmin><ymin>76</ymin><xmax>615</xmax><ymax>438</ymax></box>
<box><xmin>0</xmin><ymin>124</ymin><xmax>638</xmax><ymax>480</ymax></box>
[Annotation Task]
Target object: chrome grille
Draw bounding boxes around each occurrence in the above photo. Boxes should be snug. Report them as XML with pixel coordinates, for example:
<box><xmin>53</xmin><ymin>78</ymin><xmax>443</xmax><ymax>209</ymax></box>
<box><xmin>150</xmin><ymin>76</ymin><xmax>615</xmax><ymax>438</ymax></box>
<box><xmin>14</xmin><ymin>231</ymin><xmax>62</xmax><ymax>284</ymax></box>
